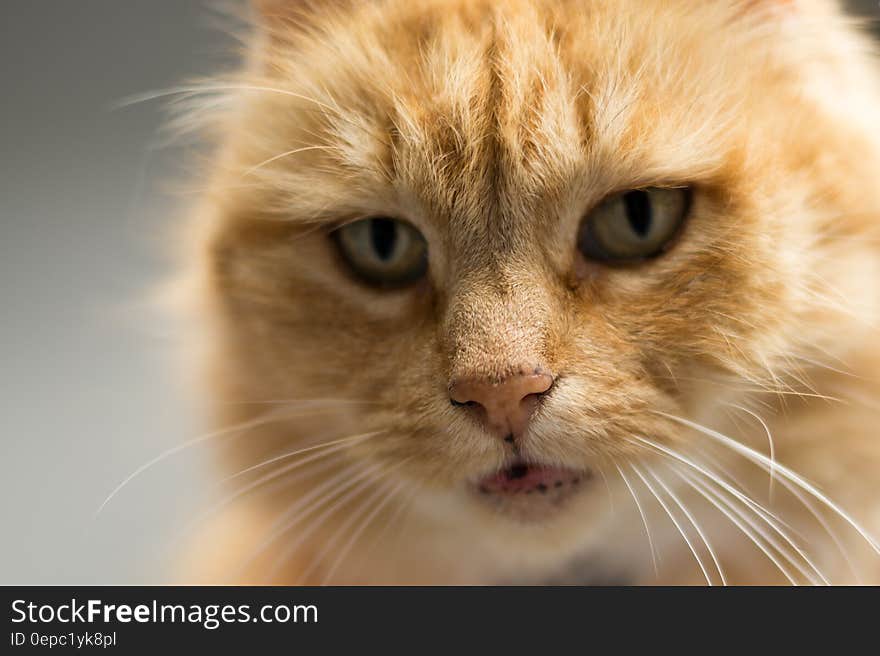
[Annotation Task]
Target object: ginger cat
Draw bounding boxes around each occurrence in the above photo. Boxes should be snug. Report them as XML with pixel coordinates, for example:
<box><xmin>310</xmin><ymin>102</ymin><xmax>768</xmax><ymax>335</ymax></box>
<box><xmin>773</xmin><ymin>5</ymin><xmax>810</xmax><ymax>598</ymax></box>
<box><xmin>178</xmin><ymin>0</ymin><xmax>880</xmax><ymax>584</ymax></box>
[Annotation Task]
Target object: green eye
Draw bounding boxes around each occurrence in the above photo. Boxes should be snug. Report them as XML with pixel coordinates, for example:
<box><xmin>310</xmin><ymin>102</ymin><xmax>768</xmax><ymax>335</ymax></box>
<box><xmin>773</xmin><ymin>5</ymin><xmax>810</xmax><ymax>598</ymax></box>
<box><xmin>334</xmin><ymin>217</ymin><xmax>428</xmax><ymax>287</ymax></box>
<box><xmin>578</xmin><ymin>187</ymin><xmax>690</xmax><ymax>262</ymax></box>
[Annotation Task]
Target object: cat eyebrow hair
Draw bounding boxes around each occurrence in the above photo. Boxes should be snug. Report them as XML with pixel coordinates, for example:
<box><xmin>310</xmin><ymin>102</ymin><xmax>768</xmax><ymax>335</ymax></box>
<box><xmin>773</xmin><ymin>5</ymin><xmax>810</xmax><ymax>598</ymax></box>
<box><xmin>207</xmin><ymin>9</ymin><xmax>738</xmax><ymax>220</ymax></box>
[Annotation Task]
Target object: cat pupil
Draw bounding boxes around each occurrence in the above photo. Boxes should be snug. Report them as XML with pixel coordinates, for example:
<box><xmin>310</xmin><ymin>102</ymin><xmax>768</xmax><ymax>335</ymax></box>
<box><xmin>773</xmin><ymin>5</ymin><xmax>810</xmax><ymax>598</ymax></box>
<box><xmin>370</xmin><ymin>218</ymin><xmax>398</xmax><ymax>261</ymax></box>
<box><xmin>623</xmin><ymin>190</ymin><xmax>652</xmax><ymax>238</ymax></box>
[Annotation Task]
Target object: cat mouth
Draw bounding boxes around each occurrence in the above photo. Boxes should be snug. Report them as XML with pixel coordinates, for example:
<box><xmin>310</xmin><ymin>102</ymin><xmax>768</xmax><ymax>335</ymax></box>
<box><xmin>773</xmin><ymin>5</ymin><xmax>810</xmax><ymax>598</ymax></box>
<box><xmin>471</xmin><ymin>460</ymin><xmax>591</xmax><ymax>518</ymax></box>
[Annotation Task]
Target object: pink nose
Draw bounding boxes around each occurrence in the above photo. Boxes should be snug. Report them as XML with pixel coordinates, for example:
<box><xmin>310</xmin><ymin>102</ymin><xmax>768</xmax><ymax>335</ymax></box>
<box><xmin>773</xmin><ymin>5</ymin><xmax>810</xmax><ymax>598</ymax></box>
<box><xmin>449</xmin><ymin>372</ymin><xmax>554</xmax><ymax>441</ymax></box>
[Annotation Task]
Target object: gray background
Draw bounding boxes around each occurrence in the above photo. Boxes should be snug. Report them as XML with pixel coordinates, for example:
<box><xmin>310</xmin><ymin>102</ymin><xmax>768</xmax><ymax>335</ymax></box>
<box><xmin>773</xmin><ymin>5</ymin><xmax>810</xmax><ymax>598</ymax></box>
<box><xmin>1</xmin><ymin>1</ymin><xmax>878</xmax><ymax>584</ymax></box>
<box><xmin>1</xmin><ymin>1</ymin><xmax>238</xmax><ymax>584</ymax></box>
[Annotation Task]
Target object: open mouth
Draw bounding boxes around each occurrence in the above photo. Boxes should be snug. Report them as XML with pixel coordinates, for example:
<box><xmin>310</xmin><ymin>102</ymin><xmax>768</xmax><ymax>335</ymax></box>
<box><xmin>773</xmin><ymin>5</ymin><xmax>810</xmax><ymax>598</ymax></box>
<box><xmin>475</xmin><ymin>460</ymin><xmax>589</xmax><ymax>499</ymax></box>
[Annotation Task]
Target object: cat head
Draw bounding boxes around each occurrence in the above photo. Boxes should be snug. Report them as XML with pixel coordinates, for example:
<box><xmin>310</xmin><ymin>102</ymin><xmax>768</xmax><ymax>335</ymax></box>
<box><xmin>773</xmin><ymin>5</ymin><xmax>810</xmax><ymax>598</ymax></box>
<box><xmin>187</xmin><ymin>0</ymin><xmax>880</xmax><ymax>562</ymax></box>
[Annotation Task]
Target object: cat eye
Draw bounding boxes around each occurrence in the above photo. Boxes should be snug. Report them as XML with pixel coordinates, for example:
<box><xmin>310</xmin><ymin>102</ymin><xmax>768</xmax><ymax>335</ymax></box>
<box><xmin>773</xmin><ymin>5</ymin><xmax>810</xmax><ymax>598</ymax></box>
<box><xmin>334</xmin><ymin>217</ymin><xmax>428</xmax><ymax>287</ymax></box>
<box><xmin>577</xmin><ymin>187</ymin><xmax>690</xmax><ymax>263</ymax></box>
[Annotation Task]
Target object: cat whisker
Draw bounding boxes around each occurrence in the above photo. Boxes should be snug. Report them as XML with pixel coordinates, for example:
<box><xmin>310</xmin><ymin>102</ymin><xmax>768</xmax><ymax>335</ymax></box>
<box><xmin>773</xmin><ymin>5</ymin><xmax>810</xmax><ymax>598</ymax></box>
<box><xmin>630</xmin><ymin>435</ymin><xmax>829</xmax><ymax>584</ymax></box>
<box><xmin>672</xmin><ymin>466</ymin><xmax>805</xmax><ymax>585</ymax></box>
<box><xmin>720</xmin><ymin>402</ymin><xmax>777</xmax><ymax>499</ymax></box>
<box><xmin>595</xmin><ymin>463</ymin><xmax>615</xmax><ymax>512</ymax></box>
<box><xmin>701</xmin><ymin>442</ymin><xmax>861</xmax><ymax>583</ymax></box>
<box><xmin>98</xmin><ymin>399</ymin><xmax>371</xmax><ymax>518</ymax></box>
<box><xmin>219</xmin><ymin>430</ymin><xmax>383</xmax><ymax>485</ymax></box>
<box><xmin>95</xmin><ymin>407</ymin><xmax>292</xmax><ymax>517</ymax></box>
<box><xmin>309</xmin><ymin>471</ymin><xmax>413</xmax><ymax>586</ymax></box>
<box><xmin>317</xmin><ymin>479</ymin><xmax>411</xmax><ymax>586</ymax></box>
<box><xmin>689</xmin><ymin>467</ymin><xmax>832</xmax><ymax>585</ymax></box>
<box><xmin>646</xmin><ymin>466</ymin><xmax>727</xmax><ymax>585</ymax></box>
<box><xmin>169</xmin><ymin>446</ymin><xmax>347</xmax><ymax>560</ymax></box>
<box><xmin>342</xmin><ymin>483</ymin><xmax>420</xmax><ymax>584</ymax></box>
<box><xmin>296</xmin><ymin>477</ymin><xmax>397</xmax><ymax>584</ymax></box>
<box><xmin>266</xmin><ymin>459</ymin><xmax>401</xmax><ymax>580</ymax></box>
<box><xmin>615</xmin><ymin>464</ymin><xmax>659</xmax><ymax>578</ymax></box>
<box><xmin>691</xmin><ymin>446</ymin><xmax>799</xmax><ymax>534</ymax></box>
<box><xmin>237</xmin><ymin>459</ymin><xmax>378</xmax><ymax>578</ymax></box>
<box><xmin>655</xmin><ymin>412</ymin><xmax>880</xmax><ymax>556</ymax></box>
<box><xmin>629</xmin><ymin>463</ymin><xmax>715</xmax><ymax>586</ymax></box>
<box><xmin>222</xmin><ymin>397</ymin><xmax>381</xmax><ymax>407</ymax></box>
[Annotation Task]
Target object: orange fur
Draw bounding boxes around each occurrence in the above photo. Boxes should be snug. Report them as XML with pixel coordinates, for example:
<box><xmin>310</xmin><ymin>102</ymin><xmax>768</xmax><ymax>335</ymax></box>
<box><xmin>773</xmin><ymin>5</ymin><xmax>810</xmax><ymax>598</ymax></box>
<box><xmin>177</xmin><ymin>0</ymin><xmax>880</xmax><ymax>584</ymax></box>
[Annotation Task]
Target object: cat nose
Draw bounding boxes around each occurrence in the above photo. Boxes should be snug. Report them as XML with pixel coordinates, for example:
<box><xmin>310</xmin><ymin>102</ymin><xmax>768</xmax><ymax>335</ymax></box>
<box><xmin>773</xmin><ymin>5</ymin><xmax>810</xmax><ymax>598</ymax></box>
<box><xmin>449</xmin><ymin>371</ymin><xmax>554</xmax><ymax>442</ymax></box>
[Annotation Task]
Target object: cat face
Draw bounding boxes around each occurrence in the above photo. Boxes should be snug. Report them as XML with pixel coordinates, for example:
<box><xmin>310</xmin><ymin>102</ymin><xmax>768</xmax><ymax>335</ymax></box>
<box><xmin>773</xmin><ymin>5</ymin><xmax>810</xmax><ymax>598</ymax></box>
<box><xmin>194</xmin><ymin>0</ymin><xmax>880</xmax><ymax>555</ymax></box>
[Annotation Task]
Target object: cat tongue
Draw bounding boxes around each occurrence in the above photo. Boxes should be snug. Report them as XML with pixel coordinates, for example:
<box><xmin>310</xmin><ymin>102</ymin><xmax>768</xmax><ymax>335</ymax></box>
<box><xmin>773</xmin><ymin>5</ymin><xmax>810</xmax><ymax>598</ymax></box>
<box><xmin>478</xmin><ymin>463</ymin><xmax>582</xmax><ymax>495</ymax></box>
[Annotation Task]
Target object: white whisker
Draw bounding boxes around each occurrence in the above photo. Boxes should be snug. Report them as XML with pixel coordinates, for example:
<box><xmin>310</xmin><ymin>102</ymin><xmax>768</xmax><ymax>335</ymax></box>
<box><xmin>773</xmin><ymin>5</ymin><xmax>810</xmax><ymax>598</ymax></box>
<box><xmin>182</xmin><ymin>433</ymin><xmax>379</xmax><ymax>540</ymax></box>
<box><xmin>630</xmin><ymin>463</ymin><xmax>714</xmax><ymax>586</ymax></box>
<box><xmin>673</xmin><ymin>467</ymin><xmax>803</xmax><ymax>585</ymax></box>
<box><xmin>247</xmin><ymin>460</ymin><xmax>373</xmax><ymax>574</ymax></box>
<box><xmin>346</xmin><ymin>485</ymin><xmax>420</xmax><ymax>583</ymax></box>
<box><xmin>96</xmin><ymin>408</ymin><xmax>288</xmax><ymax>516</ymax></box>
<box><xmin>648</xmin><ymin>467</ymin><xmax>727</xmax><ymax>585</ymax></box>
<box><xmin>631</xmin><ymin>435</ymin><xmax>830</xmax><ymax>584</ymax></box>
<box><xmin>721</xmin><ymin>402</ymin><xmax>777</xmax><ymax>499</ymax></box>
<box><xmin>267</xmin><ymin>460</ymin><xmax>400</xmax><ymax>579</ymax></box>
<box><xmin>616</xmin><ymin>464</ymin><xmax>659</xmax><ymax>577</ymax></box>
<box><xmin>596</xmin><ymin>465</ymin><xmax>615</xmax><ymax>512</ymax></box>
<box><xmin>220</xmin><ymin>431</ymin><xmax>382</xmax><ymax>484</ymax></box>
<box><xmin>657</xmin><ymin>412</ymin><xmax>880</xmax><ymax>555</ymax></box>
<box><xmin>297</xmin><ymin>476</ymin><xmax>396</xmax><ymax>584</ymax></box>
<box><xmin>319</xmin><ymin>477</ymin><xmax>410</xmax><ymax>585</ymax></box>
<box><xmin>735</xmin><ymin>456</ymin><xmax>862</xmax><ymax>583</ymax></box>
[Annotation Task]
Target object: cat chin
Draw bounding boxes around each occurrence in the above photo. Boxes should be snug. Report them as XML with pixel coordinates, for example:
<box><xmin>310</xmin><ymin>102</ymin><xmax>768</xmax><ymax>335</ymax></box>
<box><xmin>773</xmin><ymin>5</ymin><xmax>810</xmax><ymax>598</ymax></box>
<box><xmin>444</xmin><ymin>467</ymin><xmax>614</xmax><ymax>569</ymax></box>
<box><xmin>467</xmin><ymin>490</ymin><xmax>616</xmax><ymax>580</ymax></box>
